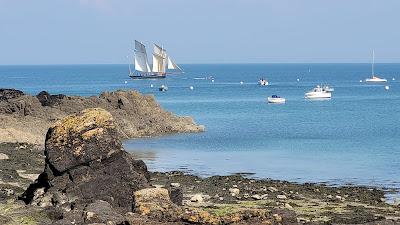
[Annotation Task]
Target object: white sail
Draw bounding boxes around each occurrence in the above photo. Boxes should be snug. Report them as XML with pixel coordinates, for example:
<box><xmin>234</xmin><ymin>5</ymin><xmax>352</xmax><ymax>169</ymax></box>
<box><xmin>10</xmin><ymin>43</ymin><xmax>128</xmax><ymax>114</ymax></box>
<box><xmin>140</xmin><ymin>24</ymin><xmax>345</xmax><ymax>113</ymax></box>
<box><xmin>152</xmin><ymin>53</ymin><xmax>165</xmax><ymax>73</ymax></box>
<box><xmin>134</xmin><ymin>40</ymin><xmax>151</xmax><ymax>72</ymax></box>
<box><xmin>167</xmin><ymin>56</ymin><xmax>182</xmax><ymax>71</ymax></box>
<box><xmin>153</xmin><ymin>44</ymin><xmax>165</xmax><ymax>56</ymax></box>
<box><xmin>152</xmin><ymin>43</ymin><xmax>167</xmax><ymax>73</ymax></box>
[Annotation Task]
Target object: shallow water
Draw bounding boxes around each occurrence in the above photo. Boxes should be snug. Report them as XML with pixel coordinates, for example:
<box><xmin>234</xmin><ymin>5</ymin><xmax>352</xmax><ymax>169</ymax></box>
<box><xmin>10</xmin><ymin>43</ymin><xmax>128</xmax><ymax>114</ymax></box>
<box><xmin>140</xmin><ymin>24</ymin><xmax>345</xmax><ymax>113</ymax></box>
<box><xmin>1</xmin><ymin>64</ymin><xmax>400</xmax><ymax>195</ymax></box>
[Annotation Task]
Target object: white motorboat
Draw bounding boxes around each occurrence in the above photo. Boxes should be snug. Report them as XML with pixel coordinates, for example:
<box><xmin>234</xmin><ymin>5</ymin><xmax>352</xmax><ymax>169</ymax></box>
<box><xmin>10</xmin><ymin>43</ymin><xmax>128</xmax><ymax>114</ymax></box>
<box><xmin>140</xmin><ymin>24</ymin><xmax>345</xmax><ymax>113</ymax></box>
<box><xmin>259</xmin><ymin>79</ymin><xmax>269</xmax><ymax>86</ymax></box>
<box><xmin>268</xmin><ymin>95</ymin><xmax>286</xmax><ymax>103</ymax></box>
<box><xmin>365</xmin><ymin>50</ymin><xmax>387</xmax><ymax>83</ymax></box>
<box><xmin>305</xmin><ymin>85</ymin><xmax>331</xmax><ymax>99</ymax></box>
<box><xmin>322</xmin><ymin>85</ymin><xmax>334</xmax><ymax>92</ymax></box>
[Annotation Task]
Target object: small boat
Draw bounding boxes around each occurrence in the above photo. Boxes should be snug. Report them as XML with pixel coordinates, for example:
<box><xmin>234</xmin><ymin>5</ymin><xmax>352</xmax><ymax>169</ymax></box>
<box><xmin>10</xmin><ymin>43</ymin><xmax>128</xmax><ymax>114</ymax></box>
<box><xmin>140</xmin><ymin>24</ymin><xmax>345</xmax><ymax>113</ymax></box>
<box><xmin>305</xmin><ymin>85</ymin><xmax>331</xmax><ymax>99</ymax></box>
<box><xmin>365</xmin><ymin>76</ymin><xmax>387</xmax><ymax>82</ymax></box>
<box><xmin>159</xmin><ymin>85</ymin><xmax>168</xmax><ymax>92</ymax></box>
<box><xmin>268</xmin><ymin>95</ymin><xmax>286</xmax><ymax>103</ymax></box>
<box><xmin>322</xmin><ymin>85</ymin><xmax>334</xmax><ymax>92</ymax></box>
<box><xmin>365</xmin><ymin>50</ymin><xmax>387</xmax><ymax>83</ymax></box>
<box><xmin>259</xmin><ymin>79</ymin><xmax>269</xmax><ymax>86</ymax></box>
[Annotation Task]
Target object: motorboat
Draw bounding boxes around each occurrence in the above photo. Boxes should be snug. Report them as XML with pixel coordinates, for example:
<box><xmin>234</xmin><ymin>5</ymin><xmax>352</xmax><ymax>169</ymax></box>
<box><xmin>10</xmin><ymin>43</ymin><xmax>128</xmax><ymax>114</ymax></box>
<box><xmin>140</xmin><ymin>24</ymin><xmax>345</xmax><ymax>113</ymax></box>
<box><xmin>259</xmin><ymin>79</ymin><xmax>269</xmax><ymax>86</ymax></box>
<box><xmin>159</xmin><ymin>85</ymin><xmax>168</xmax><ymax>92</ymax></box>
<box><xmin>268</xmin><ymin>95</ymin><xmax>286</xmax><ymax>103</ymax></box>
<box><xmin>364</xmin><ymin>50</ymin><xmax>387</xmax><ymax>83</ymax></box>
<box><xmin>305</xmin><ymin>85</ymin><xmax>331</xmax><ymax>99</ymax></box>
<box><xmin>322</xmin><ymin>85</ymin><xmax>334</xmax><ymax>92</ymax></box>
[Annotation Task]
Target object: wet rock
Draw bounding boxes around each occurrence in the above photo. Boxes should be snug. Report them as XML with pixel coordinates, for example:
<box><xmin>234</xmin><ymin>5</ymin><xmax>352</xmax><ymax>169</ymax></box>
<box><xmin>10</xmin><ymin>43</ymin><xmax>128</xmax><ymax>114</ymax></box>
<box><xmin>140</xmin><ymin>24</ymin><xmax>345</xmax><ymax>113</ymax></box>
<box><xmin>21</xmin><ymin>108</ymin><xmax>149</xmax><ymax>212</ymax></box>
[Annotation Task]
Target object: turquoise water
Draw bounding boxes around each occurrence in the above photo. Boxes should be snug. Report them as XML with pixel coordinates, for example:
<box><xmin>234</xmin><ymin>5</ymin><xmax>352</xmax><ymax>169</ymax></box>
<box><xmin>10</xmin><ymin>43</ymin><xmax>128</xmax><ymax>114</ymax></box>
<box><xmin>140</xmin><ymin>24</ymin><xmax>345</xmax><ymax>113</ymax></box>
<box><xmin>1</xmin><ymin>64</ymin><xmax>400</xmax><ymax>193</ymax></box>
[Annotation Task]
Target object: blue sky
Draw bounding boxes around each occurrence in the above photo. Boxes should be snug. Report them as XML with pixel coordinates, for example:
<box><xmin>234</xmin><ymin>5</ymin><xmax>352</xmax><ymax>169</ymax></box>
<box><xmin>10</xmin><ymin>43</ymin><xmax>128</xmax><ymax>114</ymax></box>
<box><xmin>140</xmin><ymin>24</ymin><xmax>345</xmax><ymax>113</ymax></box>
<box><xmin>0</xmin><ymin>0</ymin><xmax>399</xmax><ymax>64</ymax></box>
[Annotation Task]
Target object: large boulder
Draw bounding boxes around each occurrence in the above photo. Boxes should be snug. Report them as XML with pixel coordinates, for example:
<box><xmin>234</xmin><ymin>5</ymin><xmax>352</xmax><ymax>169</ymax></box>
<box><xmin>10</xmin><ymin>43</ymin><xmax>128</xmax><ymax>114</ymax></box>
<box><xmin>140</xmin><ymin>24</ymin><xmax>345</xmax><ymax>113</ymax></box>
<box><xmin>21</xmin><ymin>108</ymin><xmax>150</xmax><ymax>212</ymax></box>
<box><xmin>44</xmin><ymin>108</ymin><xmax>121</xmax><ymax>173</ymax></box>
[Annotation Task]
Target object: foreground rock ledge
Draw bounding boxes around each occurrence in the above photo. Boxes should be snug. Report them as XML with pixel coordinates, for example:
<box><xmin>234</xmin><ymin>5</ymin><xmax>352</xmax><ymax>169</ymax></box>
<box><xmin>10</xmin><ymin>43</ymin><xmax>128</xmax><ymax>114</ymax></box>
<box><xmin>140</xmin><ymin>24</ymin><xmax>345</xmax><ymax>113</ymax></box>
<box><xmin>0</xmin><ymin>89</ymin><xmax>205</xmax><ymax>145</ymax></box>
<box><xmin>20</xmin><ymin>108</ymin><xmax>150</xmax><ymax>212</ymax></box>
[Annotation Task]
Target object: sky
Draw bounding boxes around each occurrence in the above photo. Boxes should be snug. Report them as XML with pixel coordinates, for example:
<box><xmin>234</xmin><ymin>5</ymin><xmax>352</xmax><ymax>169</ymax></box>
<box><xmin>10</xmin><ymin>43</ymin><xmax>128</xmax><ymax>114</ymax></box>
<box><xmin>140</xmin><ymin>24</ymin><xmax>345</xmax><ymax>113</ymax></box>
<box><xmin>0</xmin><ymin>0</ymin><xmax>400</xmax><ymax>64</ymax></box>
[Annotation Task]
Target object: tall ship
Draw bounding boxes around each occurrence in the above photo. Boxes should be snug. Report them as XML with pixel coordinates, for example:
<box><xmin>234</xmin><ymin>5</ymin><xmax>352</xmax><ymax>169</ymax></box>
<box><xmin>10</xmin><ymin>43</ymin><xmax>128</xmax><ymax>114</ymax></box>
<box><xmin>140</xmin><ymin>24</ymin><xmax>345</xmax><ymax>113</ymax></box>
<box><xmin>129</xmin><ymin>40</ymin><xmax>183</xmax><ymax>79</ymax></box>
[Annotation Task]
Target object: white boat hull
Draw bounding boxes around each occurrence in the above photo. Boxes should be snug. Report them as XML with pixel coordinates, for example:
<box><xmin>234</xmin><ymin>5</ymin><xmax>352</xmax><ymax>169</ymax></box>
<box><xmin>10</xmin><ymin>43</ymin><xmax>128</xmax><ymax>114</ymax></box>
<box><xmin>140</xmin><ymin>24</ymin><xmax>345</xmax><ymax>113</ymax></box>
<box><xmin>268</xmin><ymin>97</ymin><xmax>286</xmax><ymax>103</ymax></box>
<box><xmin>305</xmin><ymin>92</ymin><xmax>331</xmax><ymax>99</ymax></box>
<box><xmin>365</xmin><ymin>78</ymin><xmax>387</xmax><ymax>82</ymax></box>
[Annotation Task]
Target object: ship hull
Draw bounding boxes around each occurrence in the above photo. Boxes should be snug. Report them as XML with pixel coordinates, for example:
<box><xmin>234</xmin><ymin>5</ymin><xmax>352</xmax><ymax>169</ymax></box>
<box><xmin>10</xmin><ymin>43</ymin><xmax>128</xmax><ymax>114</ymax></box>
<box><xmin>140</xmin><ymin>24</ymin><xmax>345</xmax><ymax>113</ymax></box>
<box><xmin>129</xmin><ymin>72</ymin><xmax>166</xmax><ymax>79</ymax></box>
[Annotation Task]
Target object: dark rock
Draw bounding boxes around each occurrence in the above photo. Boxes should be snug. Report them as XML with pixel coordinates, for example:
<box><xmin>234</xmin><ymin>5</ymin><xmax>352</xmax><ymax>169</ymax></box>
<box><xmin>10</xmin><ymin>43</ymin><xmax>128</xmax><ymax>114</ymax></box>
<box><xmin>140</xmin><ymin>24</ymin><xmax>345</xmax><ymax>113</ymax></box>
<box><xmin>21</xmin><ymin>108</ymin><xmax>149</xmax><ymax>213</ymax></box>
<box><xmin>168</xmin><ymin>187</ymin><xmax>183</xmax><ymax>206</ymax></box>
<box><xmin>83</xmin><ymin>200</ymin><xmax>127</xmax><ymax>224</ymax></box>
<box><xmin>36</xmin><ymin>91</ymin><xmax>66</xmax><ymax>107</ymax></box>
<box><xmin>44</xmin><ymin>108</ymin><xmax>122</xmax><ymax>173</ymax></box>
<box><xmin>0</xmin><ymin>88</ymin><xmax>24</xmax><ymax>101</ymax></box>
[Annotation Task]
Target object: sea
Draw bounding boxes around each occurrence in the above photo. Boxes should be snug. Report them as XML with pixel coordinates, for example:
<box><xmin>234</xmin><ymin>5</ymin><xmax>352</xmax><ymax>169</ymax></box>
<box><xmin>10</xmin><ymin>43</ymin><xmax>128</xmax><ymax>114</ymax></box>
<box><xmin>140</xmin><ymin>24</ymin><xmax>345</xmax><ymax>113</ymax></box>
<box><xmin>1</xmin><ymin>64</ymin><xmax>399</xmax><ymax>199</ymax></box>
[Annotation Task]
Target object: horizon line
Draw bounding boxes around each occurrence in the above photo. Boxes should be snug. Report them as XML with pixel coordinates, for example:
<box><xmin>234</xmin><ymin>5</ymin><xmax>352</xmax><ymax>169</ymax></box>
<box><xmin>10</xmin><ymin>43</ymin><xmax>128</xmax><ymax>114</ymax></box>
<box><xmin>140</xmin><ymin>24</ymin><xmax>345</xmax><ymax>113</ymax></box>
<box><xmin>2</xmin><ymin>62</ymin><xmax>400</xmax><ymax>66</ymax></box>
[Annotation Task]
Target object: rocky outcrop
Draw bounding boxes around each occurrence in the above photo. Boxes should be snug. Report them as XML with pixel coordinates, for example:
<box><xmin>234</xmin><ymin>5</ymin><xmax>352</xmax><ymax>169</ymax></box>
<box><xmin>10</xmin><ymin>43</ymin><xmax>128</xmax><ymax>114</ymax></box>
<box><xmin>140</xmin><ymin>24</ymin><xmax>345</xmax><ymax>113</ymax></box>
<box><xmin>0</xmin><ymin>89</ymin><xmax>204</xmax><ymax>145</ymax></box>
<box><xmin>21</xmin><ymin>108</ymin><xmax>150</xmax><ymax>212</ymax></box>
<box><xmin>0</xmin><ymin>88</ymin><xmax>25</xmax><ymax>101</ymax></box>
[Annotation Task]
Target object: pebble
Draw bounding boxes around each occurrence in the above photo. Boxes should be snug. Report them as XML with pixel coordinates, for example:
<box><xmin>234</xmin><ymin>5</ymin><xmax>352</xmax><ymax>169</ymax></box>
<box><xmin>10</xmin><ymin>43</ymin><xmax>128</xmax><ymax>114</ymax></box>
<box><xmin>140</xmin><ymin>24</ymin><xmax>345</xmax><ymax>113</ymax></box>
<box><xmin>232</xmin><ymin>184</ymin><xmax>238</xmax><ymax>188</ymax></box>
<box><xmin>284</xmin><ymin>203</ymin><xmax>293</xmax><ymax>210</ymax></box>
<box><xmin>243</xmin><ymin>193</ymin><xmax>250</xmax><ymax>198</ymax></box>
<box><xmin>260</xmin><ymin>194</ymin><xmax>269</xmax><ymax>199</ymax></box>
<box><xmin>229</xmin><ymin>188</ymin><xmax>240</xmax><ymax>196</ymax></box>
<box><xmin>327</xmin><ymin>194</ymin><xmax>333</xmax><ymax>199</ymax></box>
<box><xmin>0</xmin><ymin>153</ymin><xmax>9</xmax><ymax>160</ymax></box>
<box><xmin>277</xmin><ymin>195</ymin><xmax>287</xmax><ymax>200</ymax></box>
<box><xmin>252</xmin><ymin>194</ymin><xmax>262</xmax><ymax>200</ymax></box>
<box><xmin>267</xmin><ymin>186</ymin><xmax>278</xmax><ymax>192</ymax></box>
<box><xmin>170</xmin><ymin>183</ymin><xmax>180</xmax><ymax>188</ymax></box>
<box><xmin>190</xmin><ymin>194</ymin><xmax>204</xmax><ymax>203</ymax></box>
<box><xmin>219</xmin><ymin>197</ymin><xmax>224</xmax><ymax>201</ymax></box>
<box><xmin>335</xmin><ymin>195</ymin><xmax>342</xmax><ymax>200</ymax></box>
<box><xmin>273</xmin><ymin>214</ymin><xmax>282</xmax><ymax>222</ymax></box>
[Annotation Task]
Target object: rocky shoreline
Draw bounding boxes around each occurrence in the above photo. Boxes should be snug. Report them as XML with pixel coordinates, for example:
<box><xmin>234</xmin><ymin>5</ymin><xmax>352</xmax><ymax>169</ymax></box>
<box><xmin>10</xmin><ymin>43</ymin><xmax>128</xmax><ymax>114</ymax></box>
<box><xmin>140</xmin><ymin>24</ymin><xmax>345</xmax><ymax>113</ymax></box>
<box><xmin>0</xmin><ymin>89</ymin><xmax>399</xmax><ymax>224</ymax></box>
<box><xmin>0</xmin><ymin>89</ymin><xmax>204</xmax><ymax>145</ymax></box>
<box><xmin>1</xmin><ymin>141</ymin><xmax>399</xmax><ymax>224</ymax></box>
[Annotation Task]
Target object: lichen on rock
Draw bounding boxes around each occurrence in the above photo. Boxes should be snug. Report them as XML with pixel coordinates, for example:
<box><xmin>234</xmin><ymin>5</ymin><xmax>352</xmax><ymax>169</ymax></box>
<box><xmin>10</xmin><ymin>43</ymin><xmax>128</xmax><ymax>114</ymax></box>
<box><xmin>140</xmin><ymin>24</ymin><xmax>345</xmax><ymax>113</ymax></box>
<box><xmin>20</xmin><ymin>108</ymin><xmax>150</xmax><ymax>213</ymax></box>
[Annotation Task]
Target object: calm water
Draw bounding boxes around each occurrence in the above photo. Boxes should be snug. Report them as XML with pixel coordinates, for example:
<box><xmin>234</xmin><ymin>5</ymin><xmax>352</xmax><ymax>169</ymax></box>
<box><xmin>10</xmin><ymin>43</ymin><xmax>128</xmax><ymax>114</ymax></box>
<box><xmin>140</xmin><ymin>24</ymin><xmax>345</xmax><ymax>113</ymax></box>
<box><xmin>1</xmin><ymin>64</ymin><xmax>400</xmax><ymax>195</ymax></box>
